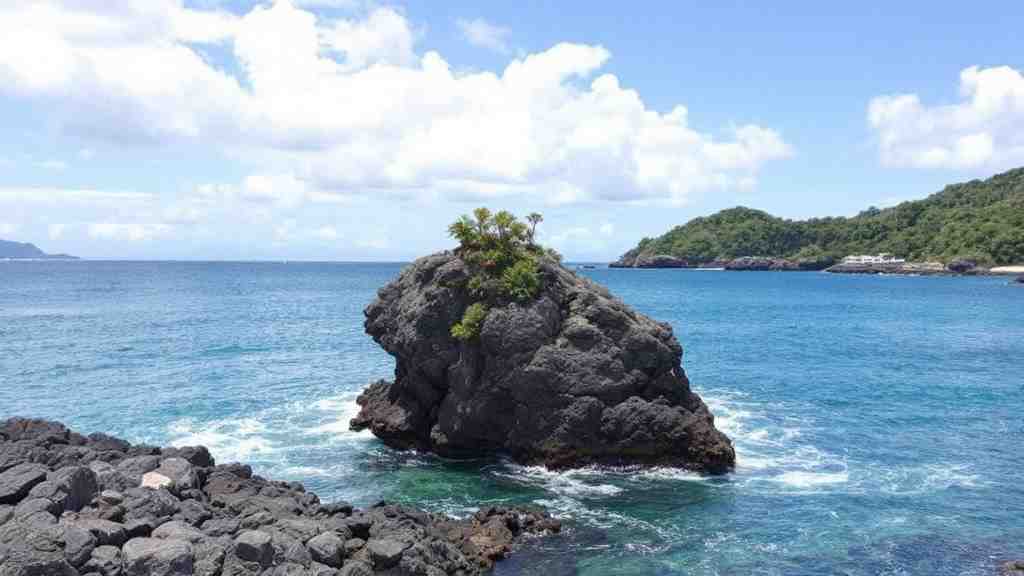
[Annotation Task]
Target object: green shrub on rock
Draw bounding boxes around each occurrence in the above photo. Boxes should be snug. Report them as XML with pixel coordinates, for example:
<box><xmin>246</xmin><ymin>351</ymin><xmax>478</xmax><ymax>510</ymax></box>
<box><xmin>500</xmin><ymin>257</ymin><xmax>540</xmax><ymax>301</ymax></box>
<box><xmin>447</xmin><ymin>208</ymin><xmax>549</xmax><ymax>339</ymax></box>
<box><xmin>451</xmin><ymin>302</ymin><xmax>488</xmax><ymax>341</ymax></box>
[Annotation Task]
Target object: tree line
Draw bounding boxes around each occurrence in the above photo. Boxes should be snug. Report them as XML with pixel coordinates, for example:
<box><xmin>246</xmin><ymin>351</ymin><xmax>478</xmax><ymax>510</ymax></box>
<box><xmin>620</xmin><ymin>167</ymin><xmax>1024</xmax><ymax>266</ymax></box>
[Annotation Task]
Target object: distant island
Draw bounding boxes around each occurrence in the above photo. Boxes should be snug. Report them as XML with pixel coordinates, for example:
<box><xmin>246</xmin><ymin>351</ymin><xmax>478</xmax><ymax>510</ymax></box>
<box><xmin>612</xmin><ymin>167</ymin><xmax>1024</xmax><ymax>273</ymax></box>
<box><xmin>0</xmin><ymin>239</ymin><xmax>77</xmax><ymax>260</ymax></box>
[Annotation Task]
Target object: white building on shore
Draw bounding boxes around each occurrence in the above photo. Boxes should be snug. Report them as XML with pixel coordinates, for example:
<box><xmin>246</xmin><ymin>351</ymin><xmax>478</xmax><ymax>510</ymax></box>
<box><xmin>842</xmin><ymin>253</ymin><xmax>906</xmax><ymax>265</ymax></box>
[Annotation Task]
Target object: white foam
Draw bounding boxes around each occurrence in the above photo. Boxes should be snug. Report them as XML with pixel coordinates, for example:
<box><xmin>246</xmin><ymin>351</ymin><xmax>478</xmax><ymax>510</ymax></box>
<box><xmin>771</xmin><ymin>470</ymin><xmax>849</xmax><ymax>489</ymax></box>
<box><xmin>167</xmin><ymin>417</ymin><xmax>275</xmax><ymax>463</ymax></box>
<box><xmin>280</xmin><ymin>465</ymin><xmax>330</xmax><ymax>477</ymax></box>
<box><xmin>877</xmin><ymin>463</ymin><xmax>984</xmax><ymax>496</ymax></box>
<box><xmin>497</xmin><ymin>465</ymin><xmax>624</xmax><ymax>498</ymax></box>
<box><xmin>304</xmin><ymin>396</ymin><xmax>374</xmax><ymax>440</ymax></box>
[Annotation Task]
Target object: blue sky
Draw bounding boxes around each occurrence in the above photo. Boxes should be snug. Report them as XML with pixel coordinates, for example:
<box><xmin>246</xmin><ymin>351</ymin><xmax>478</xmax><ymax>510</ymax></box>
<box><xmin>1</xmin><ymin>0</ymin><xmax>1022</xmax><ymax>260</ymax></box>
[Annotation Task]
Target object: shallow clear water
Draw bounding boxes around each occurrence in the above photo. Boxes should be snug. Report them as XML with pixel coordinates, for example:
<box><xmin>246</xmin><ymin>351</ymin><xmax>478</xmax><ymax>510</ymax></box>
<box><xmin>2</xmin><ymin>261</ymin><xmax>1022</xmax><ymax>575</ymax></box>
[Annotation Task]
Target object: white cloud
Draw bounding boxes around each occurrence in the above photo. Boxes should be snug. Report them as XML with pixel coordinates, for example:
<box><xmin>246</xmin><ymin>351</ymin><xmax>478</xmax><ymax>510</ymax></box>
<box><xmin>0</xmin><ymin>1</ymin><xmax>792</xmax><ymax>206</ymax></box>
<box><xmin>322</xmin><ymin>7</ymin><xmax>418</xmax><ymax>70</ymax></box>
<box><xmin>36</xmin><ymin>159</ymin><xmax>68</xmax><ymax>171</ymax></box>
<box><xmin>599</xmin><ymin>222</ymin><xmax>614</xmax><ymax>236</ymax></box>
<box><xmin>313</xmin><ymin>225</ymin><xmax>339</xmax><ymax>240</ymax></box>
<box><xmin>550</xmin><ymin>226</ymin><xmax>592</xmax><ymax>246</ymax></box>
<box><xmin>48</xmin><ymin>223</ymin><xmax>66</xmax><ymax>239</ymax></box>
<box><xmin>88</xmin><ymin>222</ymin><xmax>171</xmax><ymax>241</ymax></box>
<box><xmin>355</xmin><ymin>234</ymin><xmax>389</xmax><ymax>249</ymax></box>
<box><xmin>78</xmin><ymin>148</ymin><xmax>95</xmax><ymax>160</ymax></box>
<box><xmin>0</xmin><ymin>221</ymin><xmax>19</xmax><ymax>236</ymax></box>
<box><xmin>273</xmin><ymin>218</ymin><xmax>297</xmax><ymax>244</ymax></box>
<box><xmin>868</xmin><ymin>65</ymin><xmax>1024</xmax><ymax>169</ymax></box>
<box><xmin>456</xmin><ymin>18</ymin><xmax>511</xmax><ymax>54</ymax></box>
<box><xmin>294</xmin><ymin>0</ymin><xmax>359</xmax><ymax>7</ymax></box>
<box><xmin>241</xmin><ymin>173</ymin><xmax>308</xmax><ymax>207</ymax></box>
<box><xmin>163</xmin><ymin>204</ymin><xmax>205</xmax><ymax>225</ymax></box>
<box><xmin>0</xmin><ymin>187</ymin><xmax>153</xmax><ymax>204</ymax></box>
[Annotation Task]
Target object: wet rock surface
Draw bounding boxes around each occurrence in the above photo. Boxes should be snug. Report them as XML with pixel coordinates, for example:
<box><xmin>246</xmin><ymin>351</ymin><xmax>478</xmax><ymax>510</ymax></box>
<box><xmin>0</xmin><ymin>417</ymin><xmax>560</xmax><ymax>575</ymax></box>
<box><xmin>351</xmin><ymin>251</ymin><xmax>735</xmax><ymax>472</ymax></box>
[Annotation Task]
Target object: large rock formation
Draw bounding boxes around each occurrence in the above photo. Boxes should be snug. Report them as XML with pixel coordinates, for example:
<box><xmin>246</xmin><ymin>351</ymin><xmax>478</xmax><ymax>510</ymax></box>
<box><xmin>351</xmin><ymin>252</ymin><xmax>735</xmax><ymax>473</ymax></box>
<box><xmin>0</xmin><ymin>418</ymin><xmax>559</xmax><ymax>576</ymax></box>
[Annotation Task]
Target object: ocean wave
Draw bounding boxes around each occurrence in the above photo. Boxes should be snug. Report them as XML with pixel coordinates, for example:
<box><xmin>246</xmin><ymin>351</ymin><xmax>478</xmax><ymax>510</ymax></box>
<box><xmin>167</xmin><ymin>417</ymin><xmax>276</xmax><ymax>464</ymax></box>
<box><xmin>303</xmin><ymin>395</ymin><xmax>374</xmax><ymax>440</ymax></box>
<box><xmin>495</xmin><ymin>464</ymin><xmax>624</xmax><ymax>498</ymax></box>
<box><xmin>701</xmin><ymin>389</ymin><xmax>850</xmax><ymax>494</ymax></box>
<box><xmin>769</xmin><ymin>470</ymin><xmax>850</xmax><ymax>489</ymax></box>
<box><xmin>875</xmin><ymin>463</ymin><xmax>985</xmax><ymax>496</ymax></box>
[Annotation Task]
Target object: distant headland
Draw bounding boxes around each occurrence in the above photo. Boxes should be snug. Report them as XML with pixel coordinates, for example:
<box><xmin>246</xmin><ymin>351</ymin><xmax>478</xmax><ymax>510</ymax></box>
<box><xmin>612</xmin><ymin>167</ymin><xmax>1024</xmax><ymax>275</ymax></box>
<box><xmin>0</xmin><ymin>239</ymin><xmax>78</xmax><ymax>260</ymax></box>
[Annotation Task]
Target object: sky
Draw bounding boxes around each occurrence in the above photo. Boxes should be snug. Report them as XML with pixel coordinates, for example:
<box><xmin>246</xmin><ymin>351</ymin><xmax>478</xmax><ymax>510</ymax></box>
<box><xmin>0</xmin><ymin>1</ymin><xmax>1022</xmax><ymax>261</ymax></box>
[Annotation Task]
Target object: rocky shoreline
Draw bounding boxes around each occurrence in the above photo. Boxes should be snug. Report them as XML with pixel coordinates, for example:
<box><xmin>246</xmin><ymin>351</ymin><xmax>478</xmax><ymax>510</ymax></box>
<box><xmin>609</xmin><ymin>254</ymin><xmax>1023</xmax><ymax>277</ymax></box>
<box><xmin>0</xmin><ymin>417</ymin><xmax>560</xmax><ymax>576</ymax></box>
<box><xmin>609</xmin><ymin>254</ymin><xmax>835</xmax><ymax>271</ymax></box>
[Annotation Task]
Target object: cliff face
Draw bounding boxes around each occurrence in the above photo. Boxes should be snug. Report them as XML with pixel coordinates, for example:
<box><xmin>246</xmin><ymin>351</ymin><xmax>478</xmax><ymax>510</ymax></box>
<box><xmin>0</xmin><ymin>418</ymin><xmax>559</xmax><ymax>576</ymax></box>
<box><xmin>351</xmin><ymin>252</ymin><xmax>735</xmax><ymax>473</ymax></box>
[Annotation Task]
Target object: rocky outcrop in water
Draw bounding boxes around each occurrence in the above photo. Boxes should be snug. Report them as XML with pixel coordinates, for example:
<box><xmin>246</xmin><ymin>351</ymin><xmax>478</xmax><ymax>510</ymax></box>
<box><xmin>826</xmin><ymin>261</ymin><xmax>954</xmax><ymax>276</ymax></box>
<box><xmin>610</xmin><ymin>255</ymin><xmax>833</xmax><ymax>271</ymax></box>
<box><xmin>0</xmin><ymin>418</ymin><xmax>559</xmax><ymax>576</ymax></box>
<box><xmin>609</xmin><ymin>254</ymin><xmax>688</xmax><ymax>268</ymax></box>
<box><xmin>724</xmin><ymin>257</ymin><xmax>798</xmax><ymax>271</ymax></box>
<box><xmin>351</xmin><ymin>252</ymin><xmax>734</xmax><ymax>473</ymax></box>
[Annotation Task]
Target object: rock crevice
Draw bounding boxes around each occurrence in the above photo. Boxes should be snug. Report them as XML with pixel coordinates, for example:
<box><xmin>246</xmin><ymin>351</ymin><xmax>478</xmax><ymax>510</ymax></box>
<box><xmin>351</xmin><ymin>252</ymin><xmax>735</xmax><ymax>473</ymax></box>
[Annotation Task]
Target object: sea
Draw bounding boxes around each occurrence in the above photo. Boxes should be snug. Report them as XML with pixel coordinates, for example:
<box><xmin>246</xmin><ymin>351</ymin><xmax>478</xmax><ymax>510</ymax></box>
<box><xmin>1</xmin><ymin>261</ymin><xmax>1022</xmax><ymax>575</ymax></box>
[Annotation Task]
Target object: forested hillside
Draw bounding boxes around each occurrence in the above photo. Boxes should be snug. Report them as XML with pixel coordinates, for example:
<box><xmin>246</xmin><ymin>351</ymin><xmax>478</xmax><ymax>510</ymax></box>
<box><xmin>618</xmin><ymin>167</ymin><xmax>1024</xmax><ymax>266</ymax></box>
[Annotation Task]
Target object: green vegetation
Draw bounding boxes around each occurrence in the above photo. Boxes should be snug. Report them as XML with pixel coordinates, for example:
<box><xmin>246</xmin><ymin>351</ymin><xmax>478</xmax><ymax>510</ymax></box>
<box><xmin>451</xmin><ymin>302</ymin><xmax>489</xmax><ymax>341</ymax></box>
<box><xmin>447</xmin><ymin>208</ymin><xmax>552</xmax><ymax>340</ymax></box>
<box><xmin>620</xmin><ymin>167</ymin><xmax>1024</xmax><ymax>266</ymax></box>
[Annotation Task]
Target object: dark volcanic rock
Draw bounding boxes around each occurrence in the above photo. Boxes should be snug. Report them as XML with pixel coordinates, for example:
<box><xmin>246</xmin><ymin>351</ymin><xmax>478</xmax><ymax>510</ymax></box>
<box><xmin>610</xmin><ymin>253</ymin><xmax>690</xmax><ymax>268</ymax></box>
<box><xmin>1003</xmin><ymin>559</ymin><xmax>1024</xmax><ymax>575</ymax></box>
<box><xmin>724</xmin><ymin>256</ymin><xmax>800</xmax><ymax>271</ymax></box>
<box><xmin>946</xmin><ymin>258</ymin><xmax>978</xmax><ymax>274</ymax></box>
<box><xmin>351</xmin><ymin>251</ymin><xmax>734</xmax><ymax>472</ymax></box>
<box><xmin>0</xmin><ymin>418</ymin><xmax>560</xmax><ymax>575</ymax></box>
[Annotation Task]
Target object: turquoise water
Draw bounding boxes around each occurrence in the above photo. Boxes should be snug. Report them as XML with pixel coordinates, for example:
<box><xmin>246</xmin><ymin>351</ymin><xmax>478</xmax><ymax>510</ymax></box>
<box><xmin>2</xmin><ymin>261</ymin><xmax>1022</xmax><ymax>575</ymax></box>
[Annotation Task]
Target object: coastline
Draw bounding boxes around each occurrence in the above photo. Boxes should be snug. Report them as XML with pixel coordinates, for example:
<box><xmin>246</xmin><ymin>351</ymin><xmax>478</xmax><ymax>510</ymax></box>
<box><xmin>608</xmin><ymin>255</ymin><xmax>1023</xmax><ymax>277</ymax></box>
<box><xmin>0</xmin><ymin>417</ymin><xmax>560</xmax><ymax>575</ymax></box>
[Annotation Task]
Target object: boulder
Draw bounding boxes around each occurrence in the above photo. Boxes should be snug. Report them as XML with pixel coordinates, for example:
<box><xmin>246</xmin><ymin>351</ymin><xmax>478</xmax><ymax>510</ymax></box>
<box><xmin>366</xmin><ymin>538</ymin><xmax>408</xmax><ymax>570</ymax></box>
<box><xmin>49</xmin><ymin>465</ymin><xmax>99</xmax><ymax>512</ymax></box>
<box><xmin>0</xmin><ymin>463</ymin><xmax>49</xmax><ymax>504</ymax></box>
<box><xmin>150</xmin><ymin>458</ymin><xmax>198</xmax><ymax>494</ymax></box>
<box><xmin>351</xmin><ymin>252</ymin><xmax>734</xmax><ymax>472</ymax></box>
<box><xmin>152</xmin><ymin>520</ymin><xmax>206</xmax><ymax>543</ymax></box>
<box><xmin>306</xmin><ymin>531</ymin><xmax>344</xmax><ymax>567</ymax></box>
<box><xmin>338</xmin><ymin>561</ymin><xmax>374</xmax><ymax>576</ymax></box>
<box><xmin>140</xmin><ymin>472</ymin><xmax>174</xmax><ymax>491</ymax></box>
<box><xmin>234</xmin><ymin>529</ymin><xmax>274</xmax><ymax>567</ymax></box>
<box><xmin>84</xmin><ymin>544</ymin><xmax>123</xmax><ymax>576</ymax></box>
<box><xmin>946</xmin><ymin>258</ymin><xmax>978</xmax><ymax>274</ymax></box>
<box><xmin>122</xmin><ymin>537</ymin><xmax>193</xmax><ymax>576</ymax></box>
<box><xmin>62</xmin><ymin>517</ymin><xmax>127</xmax><ymax>547</ymax></box>
<box><xmin>0</xmin><ymin>520</ymin><xmax>78</xmax><ymax>576</ymax></box>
